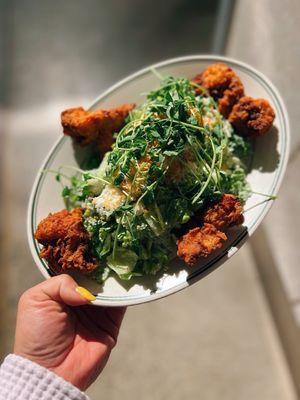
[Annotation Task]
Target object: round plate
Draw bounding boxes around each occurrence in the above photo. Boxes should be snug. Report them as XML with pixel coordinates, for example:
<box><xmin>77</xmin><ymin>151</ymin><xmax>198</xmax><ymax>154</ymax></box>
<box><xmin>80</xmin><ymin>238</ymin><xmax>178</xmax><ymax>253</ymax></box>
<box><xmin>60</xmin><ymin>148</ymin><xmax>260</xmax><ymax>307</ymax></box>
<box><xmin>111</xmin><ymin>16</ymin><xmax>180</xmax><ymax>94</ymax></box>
<box><xmin>27</xmin><ymin>55</ymin><xmax>290</xmax><ymax>306</ymax></box>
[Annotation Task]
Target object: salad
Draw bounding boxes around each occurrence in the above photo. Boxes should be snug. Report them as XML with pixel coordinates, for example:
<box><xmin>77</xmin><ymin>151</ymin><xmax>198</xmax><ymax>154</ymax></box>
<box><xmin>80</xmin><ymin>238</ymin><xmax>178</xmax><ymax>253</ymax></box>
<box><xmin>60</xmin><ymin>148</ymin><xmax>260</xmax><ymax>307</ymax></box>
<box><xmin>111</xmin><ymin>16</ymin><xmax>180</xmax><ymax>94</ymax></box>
<box><xmin>35</xmin><ymin>63</ymin><xmax>275</xmax><ymax>282</ymax></box>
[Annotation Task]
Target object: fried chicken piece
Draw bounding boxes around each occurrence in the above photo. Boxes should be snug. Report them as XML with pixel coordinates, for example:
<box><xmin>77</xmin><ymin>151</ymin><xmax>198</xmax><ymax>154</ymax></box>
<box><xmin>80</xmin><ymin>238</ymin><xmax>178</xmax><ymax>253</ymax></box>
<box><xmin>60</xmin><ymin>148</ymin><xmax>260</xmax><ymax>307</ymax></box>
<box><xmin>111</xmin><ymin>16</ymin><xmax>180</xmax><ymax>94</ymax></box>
<box><xmin>203</xmin><ymin>194</ymin><xmax>244</xmax><ymax>230</ymax></box>
<box><xmin>177</xmin><ymin>194</ymin><xmax>244</xmax><ymax>266</ymax></box>
<box><xmin>35</xmin><ymin>208</ymin><xmax>82</xmax><ymax>244</ymax></box>
<box><xmin>61</xmin><ymin>103</ymin><xmax>135</xmax><ymax>155</ymax></box>
<box><xmin>177</xmin><ymin>224</ymin><xmax>227</xmax><ymax>266</ymax></box>
<box><xmin>192</xmin><ymin>63</ymin><xmax>244</xmax><ymax>117</ymax></box>
<box><xmin>228</xmin><ymin>96</ymin><xmax>275</xmax><ymax>137</ymax></box>
<box><xmin>35</xmin><ymin>208</ymin><xmax>98</xmax><ymax>274</ymax></box>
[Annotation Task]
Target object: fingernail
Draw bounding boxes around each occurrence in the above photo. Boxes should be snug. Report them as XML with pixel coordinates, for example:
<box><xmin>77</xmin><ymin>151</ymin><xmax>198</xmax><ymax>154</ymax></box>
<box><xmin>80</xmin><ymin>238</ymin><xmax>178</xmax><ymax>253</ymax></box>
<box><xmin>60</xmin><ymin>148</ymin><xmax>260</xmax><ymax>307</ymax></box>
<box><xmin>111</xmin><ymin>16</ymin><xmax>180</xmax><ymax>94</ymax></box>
<box><xmin>76</xmin><ymin>286</ymin><xmax>96</xmax><ymax>302</ymax></box>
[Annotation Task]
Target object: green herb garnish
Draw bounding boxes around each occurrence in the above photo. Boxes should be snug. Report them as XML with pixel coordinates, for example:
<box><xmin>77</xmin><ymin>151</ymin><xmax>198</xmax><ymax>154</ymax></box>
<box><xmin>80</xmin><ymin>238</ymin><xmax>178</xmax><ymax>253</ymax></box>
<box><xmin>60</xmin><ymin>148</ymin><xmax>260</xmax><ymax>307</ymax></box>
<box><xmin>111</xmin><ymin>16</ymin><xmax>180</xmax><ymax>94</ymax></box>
<box><xmin>56</xmin><ymin>76</ymin><xmax>252</xmax><ymax>281</ymax></box>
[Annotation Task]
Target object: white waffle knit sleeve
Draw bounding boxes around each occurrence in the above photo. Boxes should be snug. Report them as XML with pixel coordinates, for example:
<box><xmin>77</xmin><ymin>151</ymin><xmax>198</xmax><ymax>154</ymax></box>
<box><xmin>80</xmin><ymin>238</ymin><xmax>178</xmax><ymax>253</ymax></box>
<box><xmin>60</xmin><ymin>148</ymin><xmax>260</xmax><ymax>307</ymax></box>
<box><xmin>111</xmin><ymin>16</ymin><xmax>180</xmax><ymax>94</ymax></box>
<box><xmin>0</xmin><ymin>354</ymin><xmax>89</xmax><ymax>400</ymax></box>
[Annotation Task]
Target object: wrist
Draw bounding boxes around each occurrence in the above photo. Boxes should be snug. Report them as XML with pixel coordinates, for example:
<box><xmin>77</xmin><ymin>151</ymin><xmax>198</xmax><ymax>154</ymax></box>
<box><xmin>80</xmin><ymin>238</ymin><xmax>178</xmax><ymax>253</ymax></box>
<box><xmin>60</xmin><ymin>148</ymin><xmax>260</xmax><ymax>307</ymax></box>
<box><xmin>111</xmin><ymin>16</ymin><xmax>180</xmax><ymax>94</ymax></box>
<box><xmin>13</xmin><ymin>349</ymin><xmax>50</xmax><ymax>371</ymax></box>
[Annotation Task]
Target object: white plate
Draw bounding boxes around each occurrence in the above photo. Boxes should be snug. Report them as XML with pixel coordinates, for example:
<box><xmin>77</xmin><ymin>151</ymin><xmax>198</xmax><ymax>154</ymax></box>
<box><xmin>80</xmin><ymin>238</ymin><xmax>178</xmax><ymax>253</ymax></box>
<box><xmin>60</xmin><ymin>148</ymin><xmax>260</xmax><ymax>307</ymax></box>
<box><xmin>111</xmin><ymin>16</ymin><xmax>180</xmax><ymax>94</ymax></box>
<box><xmin>27</xmin><ymin>55</ymin><xmax>290</xmax><ymax>306</ymax></box>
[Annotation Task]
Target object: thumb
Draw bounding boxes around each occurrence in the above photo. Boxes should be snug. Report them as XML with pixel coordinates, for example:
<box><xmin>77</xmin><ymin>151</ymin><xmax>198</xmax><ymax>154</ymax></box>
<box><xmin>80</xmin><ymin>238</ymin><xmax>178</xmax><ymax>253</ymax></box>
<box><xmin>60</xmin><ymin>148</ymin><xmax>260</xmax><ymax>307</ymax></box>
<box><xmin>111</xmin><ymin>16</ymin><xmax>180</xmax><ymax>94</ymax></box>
<box><xmin>31</xmin><ymin>274</ymin><xmax>96</xmax><ymax>306</ymax></box>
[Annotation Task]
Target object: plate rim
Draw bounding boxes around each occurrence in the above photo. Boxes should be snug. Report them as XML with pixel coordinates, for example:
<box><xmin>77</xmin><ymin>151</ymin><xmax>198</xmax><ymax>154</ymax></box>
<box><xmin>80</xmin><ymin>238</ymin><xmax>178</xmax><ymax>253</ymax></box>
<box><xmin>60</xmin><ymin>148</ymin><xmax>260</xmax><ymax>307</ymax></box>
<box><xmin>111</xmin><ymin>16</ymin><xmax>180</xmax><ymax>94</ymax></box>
<box><xmin>27</xmin><ymin>54</ymin><xmax>290</xmax><ymax>306</ymax></box>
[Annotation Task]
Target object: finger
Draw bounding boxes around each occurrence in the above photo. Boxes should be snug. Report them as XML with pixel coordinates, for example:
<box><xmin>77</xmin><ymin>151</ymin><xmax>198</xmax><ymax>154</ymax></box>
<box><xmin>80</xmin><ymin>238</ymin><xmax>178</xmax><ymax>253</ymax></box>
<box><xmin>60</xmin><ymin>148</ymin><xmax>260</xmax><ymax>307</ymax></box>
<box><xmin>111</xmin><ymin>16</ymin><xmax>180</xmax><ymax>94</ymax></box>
<box><xmin>81</xmin><ymin>306</ymin><xmax>126</xmax><ymax>343</ymax></box>
<box><xmin>27</xmin><ymin>274</ymin><xmax>95</xmax><ymax>306</ymax></box>
<box><xmin>105</xmin><ymin>307</ymin><xmax>127</xmax><ymax>330</ymax></box>
<box><xmin>73</xmin><ymin>306</ymin><xmax>116</xmax><ymax>348</ymax></box>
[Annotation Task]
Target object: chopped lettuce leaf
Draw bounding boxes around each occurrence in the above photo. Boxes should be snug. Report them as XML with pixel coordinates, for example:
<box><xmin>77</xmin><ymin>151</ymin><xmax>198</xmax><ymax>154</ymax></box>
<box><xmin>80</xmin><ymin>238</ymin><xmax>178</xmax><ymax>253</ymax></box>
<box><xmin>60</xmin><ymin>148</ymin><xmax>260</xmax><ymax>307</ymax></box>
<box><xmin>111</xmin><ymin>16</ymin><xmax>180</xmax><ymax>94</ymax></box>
<box><xmin>106</xmin><ymin>248</ymin><xmax>138</xmax><ymax>280</ymax></box>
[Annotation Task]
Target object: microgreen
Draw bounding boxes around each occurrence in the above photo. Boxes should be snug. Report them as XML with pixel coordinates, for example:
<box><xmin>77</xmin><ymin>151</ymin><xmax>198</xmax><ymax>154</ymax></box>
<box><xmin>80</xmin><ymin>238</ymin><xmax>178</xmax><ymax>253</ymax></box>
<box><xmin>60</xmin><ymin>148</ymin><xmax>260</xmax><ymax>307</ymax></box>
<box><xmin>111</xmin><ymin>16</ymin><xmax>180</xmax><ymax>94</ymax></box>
<box><xmin>54</xmin><ymin>76</ymin><xmax>253</xmax><ymax>282</ymax></box>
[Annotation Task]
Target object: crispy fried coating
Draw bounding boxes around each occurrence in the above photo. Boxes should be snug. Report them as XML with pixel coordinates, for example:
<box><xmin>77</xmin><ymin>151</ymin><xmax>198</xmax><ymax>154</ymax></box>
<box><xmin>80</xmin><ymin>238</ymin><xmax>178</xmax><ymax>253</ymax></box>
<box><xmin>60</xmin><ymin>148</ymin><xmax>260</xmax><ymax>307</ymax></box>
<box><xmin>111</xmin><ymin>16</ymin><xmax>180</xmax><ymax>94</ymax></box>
<box><xmin>35</xmin><ymin>208</ymin><xmax>98</xmax><ymax>274</ymax></box>
<box><xmin>203</xmin><ymin>194</ymin><xmax>244</xmax><ymax>230</ymax></box>
<box><xmin>228</xmin><ymin>96</ymin><xmax>275</xmax><ymax>137</ymax></box>
<box><xmin>177</xmin><ymin>224</ymin><xmax>227</xmax><ymax>266</ymax></box>
<box><xmin>61</xmin><ymin>103</ymin><xmax>135</xmax><ymax>155</ymax></box>
<box><xmin>177</xmin><ymin>194</ymin><xmax>244</xmax><ymax>266</ymax></box>
<box><xmin>192</xmin><ymin>63</ymin><xmax>244</xmax><ymax>117</ymax></box>
<box><xmin>35</xmin><ymin>208</ymin><xmax>82</xmax><ymax>244</ymax></box>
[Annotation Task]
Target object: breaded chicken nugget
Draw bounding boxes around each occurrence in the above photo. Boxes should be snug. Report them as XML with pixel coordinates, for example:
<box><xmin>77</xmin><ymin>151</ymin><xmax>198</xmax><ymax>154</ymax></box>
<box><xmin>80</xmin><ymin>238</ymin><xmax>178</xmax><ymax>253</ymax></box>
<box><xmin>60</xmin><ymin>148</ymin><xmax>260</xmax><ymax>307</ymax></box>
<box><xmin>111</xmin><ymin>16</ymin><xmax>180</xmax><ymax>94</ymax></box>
<box><xmin>203</xmin><ymin>194</ymin><xmax>244</xmax><ymax>230</ymax></box>
<box><xmin>61</xmin><ymin>103</ymin><xmax>135</xmax><ymax>155</ymax></box>
<box><xmin>177</xmin><ymin>194</ymin><xmax>243</xmax><ymax>266</ymax></box>
<box><xmin>177</xmin><ymin>224</ymin><xmax>227</xmax><ymax>266</ymax></box>
<box><xmin>192</xmin><ymin>63</ymin><xmax>244</xmax><ymax>117</ymax></box>
<box><xmin>35</xmin><ymin>208</ymin><xmax>83</xmax><ymax>244</ymax></box>
<box><xmin>228</xmin><ymin>96</ymin><xmax>275</xmax><ymax>137</ymax></box>
<box><xmin>35</xmin><ymin>208</ymin><xmax>98</xmax><ymax>274</ymax></box>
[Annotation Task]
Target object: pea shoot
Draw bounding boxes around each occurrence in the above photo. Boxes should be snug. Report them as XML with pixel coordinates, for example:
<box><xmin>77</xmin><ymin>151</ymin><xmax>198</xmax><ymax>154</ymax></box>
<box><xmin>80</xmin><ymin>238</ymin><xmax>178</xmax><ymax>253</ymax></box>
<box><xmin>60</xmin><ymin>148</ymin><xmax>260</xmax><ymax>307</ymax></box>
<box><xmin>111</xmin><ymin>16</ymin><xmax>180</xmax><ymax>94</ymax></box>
<box><xmin>55</xmin><ymin>76</ymin><xmax>252</xmax><ymax>282</ymax></box>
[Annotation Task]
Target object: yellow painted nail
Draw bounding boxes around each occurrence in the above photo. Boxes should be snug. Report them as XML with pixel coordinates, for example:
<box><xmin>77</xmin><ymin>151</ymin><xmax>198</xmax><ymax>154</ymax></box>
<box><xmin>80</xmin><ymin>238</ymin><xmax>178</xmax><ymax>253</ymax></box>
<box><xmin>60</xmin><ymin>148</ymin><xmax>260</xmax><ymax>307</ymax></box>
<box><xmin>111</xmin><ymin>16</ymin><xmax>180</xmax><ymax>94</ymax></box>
<box><xmin>76</xmin><ymin>286</ymin><xmax>96</xmax><ymax>302</ymax></box>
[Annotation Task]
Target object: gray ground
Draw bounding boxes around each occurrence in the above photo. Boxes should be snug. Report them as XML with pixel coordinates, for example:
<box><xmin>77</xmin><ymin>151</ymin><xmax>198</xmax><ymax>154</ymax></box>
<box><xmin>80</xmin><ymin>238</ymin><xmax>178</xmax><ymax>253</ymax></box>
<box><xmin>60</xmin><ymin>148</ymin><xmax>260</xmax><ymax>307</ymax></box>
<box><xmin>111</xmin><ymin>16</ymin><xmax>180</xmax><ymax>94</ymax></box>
<box><xmin>1</xmin><ymin>1</ymin><xmax>299</xmax><ymax>399</ymax></box>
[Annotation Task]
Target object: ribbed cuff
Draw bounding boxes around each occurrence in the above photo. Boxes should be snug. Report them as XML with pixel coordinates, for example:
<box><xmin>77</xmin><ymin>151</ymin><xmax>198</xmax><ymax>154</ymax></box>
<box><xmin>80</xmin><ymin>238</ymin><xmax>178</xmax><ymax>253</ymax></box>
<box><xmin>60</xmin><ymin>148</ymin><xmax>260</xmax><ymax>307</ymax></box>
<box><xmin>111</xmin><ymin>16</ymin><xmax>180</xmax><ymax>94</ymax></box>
<box><xmin>0</xmin><ymin>354</ymin><xmax>89</xmax><ymax>400</ymax></box>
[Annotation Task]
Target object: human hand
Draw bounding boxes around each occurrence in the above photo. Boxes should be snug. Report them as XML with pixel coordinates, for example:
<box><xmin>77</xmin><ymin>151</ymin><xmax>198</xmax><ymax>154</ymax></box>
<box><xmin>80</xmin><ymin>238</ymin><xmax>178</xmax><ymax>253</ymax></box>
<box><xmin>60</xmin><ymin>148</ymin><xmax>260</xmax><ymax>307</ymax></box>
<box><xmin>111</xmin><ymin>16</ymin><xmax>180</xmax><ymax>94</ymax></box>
<box><xmin>14</xmin><ymin>274</ymin><xmax>126</xmax><ymax>390</ymax></box>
